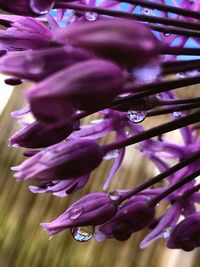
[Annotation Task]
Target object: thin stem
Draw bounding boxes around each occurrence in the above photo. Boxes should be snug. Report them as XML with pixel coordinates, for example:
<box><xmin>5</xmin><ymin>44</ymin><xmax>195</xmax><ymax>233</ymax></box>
<box><xmin>150</xmin><ymin>24</ymin><xmax>200</xmax><ymax>38</ymax></box>
<box><xmin>55</xmin><ymin>2</ymin><xmax>200</xmax><ymax>31</ymax></box>
<box><xmin>158</xmin><ymin>97</ymin><xmax>200</xmax><ymax>106</ymax></box>
<box><xmin>149</xmin><ymin>168</ymin><xmax>200</xmax><ymax>206</ymax></box>
<box><xmin>162</xmin><ymin>47</ymin><xmax>200</xmax><ymax>56</ymax></box>
<box><xmin>119</xmin><ymin>151</ymin><xmax>200</xmax><ymax>202</ymax></box>
<box><xmin>162</xmin><ymin>59</ymin><xmax>200</xmax><ymax>75</ymax></box>
<box><xmin>147</xmin><ymin>103</ymin><xmax>200</xmax><ymax>116</ymax></box>
<box><xmin>102</xmin><ymin>110</ymin><xmax>200</xmax><ymax>152</ymax></box>
<box><xmin>113</xmin><ymin>75</ymin><xmax>200</xmax><ymax>107</ymax></box>
<box><xmin>117</xmin><ymin>0</ymin><xmax>200</xmax><ymax>20</ymax></box>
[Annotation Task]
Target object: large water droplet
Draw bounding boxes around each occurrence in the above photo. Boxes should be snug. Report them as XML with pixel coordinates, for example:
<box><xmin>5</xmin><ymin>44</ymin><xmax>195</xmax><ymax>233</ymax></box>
<box><xmin>133</xmin><ymin>63</ymin><xmax>161</xmax><ymax>84</ymax></box>
<box><xmin>140</xmin><ymin>6</ymin><xmax>153</xmax><ymax>15</ymax></box>
<box><xmin>71</xmin><ymin>226</ymin><xmax>94</xmax><ymax>242</ymax></box>
<box><xmin>85</xmin><ymin>12</ymin><xmax>98</xmax><ymax>21</ymax></box>
<box><xmin>103</xmin><ymin>150</ymin><xmax>120</xmax><ymax>160</ymax></box>
<box><xmin>127</xmin><ymin>110</ymin><xmax>146</xmax><ymax>123</ymax></box>
<box><xmin>69</xmin><ymin>208</ymin><xmax>83</xmax><ymax>220</ymax></box>
<box><xmin>109</xmin><ymin>191</ymin><xmax>120</xmax><ymax>201</ymax></box>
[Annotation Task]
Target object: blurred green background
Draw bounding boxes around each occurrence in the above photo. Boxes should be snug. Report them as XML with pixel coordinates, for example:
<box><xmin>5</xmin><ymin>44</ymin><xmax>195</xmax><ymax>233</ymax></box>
<box><xmin>0</xmin><ymin>84</ymin><xmax>200</xmax><ymax>267</ymax></box>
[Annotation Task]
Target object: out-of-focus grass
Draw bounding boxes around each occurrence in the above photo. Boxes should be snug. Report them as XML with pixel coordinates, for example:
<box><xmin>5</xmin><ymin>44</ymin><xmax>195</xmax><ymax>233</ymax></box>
<box><xmin>0</xmin><ymin>86</ymin><xmax>199</xmax><ymax>267</ymax></box>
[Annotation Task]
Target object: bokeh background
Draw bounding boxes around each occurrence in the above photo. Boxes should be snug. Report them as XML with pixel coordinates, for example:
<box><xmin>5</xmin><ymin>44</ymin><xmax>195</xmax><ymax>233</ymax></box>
<box><xmin>0</xmin><ymin>79</ymin><xmax>200</xmax><ymax>267</ymax></box>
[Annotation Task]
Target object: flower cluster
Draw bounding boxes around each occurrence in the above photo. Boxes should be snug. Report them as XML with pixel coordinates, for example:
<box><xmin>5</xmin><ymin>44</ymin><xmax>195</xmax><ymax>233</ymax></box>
<box><xmin>0</xmin><ymin>0</ymin><xmax>200</xmax><ymax>251</ymax></box>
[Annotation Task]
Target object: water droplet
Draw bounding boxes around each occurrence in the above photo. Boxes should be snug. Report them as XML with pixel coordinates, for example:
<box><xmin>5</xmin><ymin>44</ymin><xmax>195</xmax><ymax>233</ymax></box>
<box><xmin>109</xmin><ymin>191</ymin><xmax>120</xmax><ymax>201</ymax></box>
<box><xmin>163</xmin><ymin>228</ymin><xmax>171</xmax><ymax>239</ymax></box>
<box><xmin>69</xmin><ymin>208</ymin><xmax>83</xmax><ymax>220</ymax></box>
<box><xmin>140</xmin><ymin>6</ymin><xmax>153</xmax><ymax>15</ymax></box>
<box><xmin>133</xmin><ymin>63</ymin><xmax>161</xmax><ymax>84</ymax></box>
<box><xmin>103</xmin><ymin>150</ymin><xmax>120</xmax><ymax>160</ymax></box>
<box><xmin>90</xmin><ymin>119</ymin><xmax>104</xmax><ymax>124</ymax></box>
<box><xmin>176</xmin><ymin>72</ymin><xmax>185</xmax><ymax>79</ymax></box>
<box><xmin>163</xmin><ymin>32</ymin><xmax>171</xmax><ymax>37</ymax></box>
<box><xmin>127</xmin><ymin>110</ymin><xmax>146</xmax><ymax>123</ymax></box>
<box><xmin>173</xmin><ymin>111</ymin><xmax>182</xmax><ymax>118</ymax></box>
<box><xmin>85</xmin><ymin>12</ymin><xmax>98</xmax><ymax>21</ymax></box>
<box><xmin>71</xmin><ymin>226</ymin><xmax>94</xmax><ymax>242</ymax></box>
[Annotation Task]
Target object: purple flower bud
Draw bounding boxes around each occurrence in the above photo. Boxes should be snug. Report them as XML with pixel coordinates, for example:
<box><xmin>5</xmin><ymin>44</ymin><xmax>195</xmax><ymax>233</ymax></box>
<box><xmin>98</xmin><ymin>196</ymin><xmax>155</xmax><ymax>241</ymax></box>
<box><xmin>9</xmin><ymin>120</ymin><xmax>74</xmax><ymax>148</ymax></box>
<box><xmin>56</xmin><ymin>18</ymin><xmax>161</xmax><ymax>67</ymax></box>
<box><xmin>29</xmin><ymin>174</ymin><xmax>90</xmax><ymax>197</ymax></box>
<box><xmin>0</xmin><ymin>0</ymin><xmax>54</xmax><ymax>16</ymax></box>
<box><xmin>0</xmin><ymin>15</ymin><xmax>52</xmax><ymax>51</ymax></box>
<box><xmin>12</xmin><ymin>139</ymin><xmax>103</xmax><ymax>181</ymax></box>
<box><xmin>25</xmin><ymin>59</ymin><xmax>124</xmax><ymax>124</ymax></box>
<box><xmin>0</xmin><ymin>46</ymin><xmax>92</xmax><ymax>81</ymax></box>
<box><xmin>167</xmin><ymin>212</ymin><xmax>200</xmax><ymax>251</ymax></box>
<box><xmin>29</xmin><ymin>0</ymin><xmax>55</xmax><ymax>15</ymax></box>
<box><xmin>40</xmin><ymin>192</ymin><xmax>118</xmax><ymax>235</ymax></box>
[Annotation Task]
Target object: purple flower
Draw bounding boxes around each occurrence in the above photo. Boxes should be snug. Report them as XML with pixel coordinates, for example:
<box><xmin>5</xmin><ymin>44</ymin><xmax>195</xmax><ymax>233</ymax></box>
<box><xmin>9</xmin><ymin>120</ymin><xmax>74</xmax><ymax>148</ymax></box>
<box><xmin>0</xmin><ymin>14</ymin><xmax>52</xmax><ymax>51</ymax></box>
<box><xmin>12</xmin><ymin>139</ymin><xmax>103</xmax><ymax>181</ymax></box>
<box><xmin>0</xmin><ymin>0</ymin><xmax>54</xmax><ymax>15</ymax></box>
<box><xmin>25</xmin><ymin>59</ymin><xmax>124</xmax><ymax>124</ymax></box>
<box><xmin>96</xmin><ymin>196</ymin><xmax>155</xmax><ymax>241</ymax></box>
<box><xmin>29</xmin><ymin>174</ymin><xmax>90</xmax><ymax>197</ymax></box>
<box><xmin>167</xmin><ymin>212</ymin><xmax>200</xmax><ymax>251</ymax></box>
<box><xmin>55</xmin><ymin>18</ymin><xmax>161</xmax><ymax>68</ymax></box>
<box><xmin>41</xmin><ymin>192</ymin><xmax>118</xmax><ymax>235</ymax></box>
<box><xmin>0</xmin><ymin>45</ymin><xmax>92</xmax><ymax>81</ymax></box>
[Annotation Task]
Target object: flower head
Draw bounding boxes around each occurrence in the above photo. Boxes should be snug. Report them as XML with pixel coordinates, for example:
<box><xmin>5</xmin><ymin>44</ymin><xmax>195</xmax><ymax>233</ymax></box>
<box><xmin>41</xmin><ymin>192</ymin><xmax>118</xmax><ymax>235</ymax></box>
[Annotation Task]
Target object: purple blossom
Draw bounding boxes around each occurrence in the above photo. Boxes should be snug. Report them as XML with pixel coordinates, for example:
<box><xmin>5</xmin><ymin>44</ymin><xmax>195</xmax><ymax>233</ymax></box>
<box><xmin>41</xmin><ymin>192</ymin><xmax>118</xmax><ymax>236</ymax></box>
<box><xmin>12</xmin><ymin>139</ymin><xmax>104</xmax><ymax>181</ymax></box>
<box><xmin>1</xmin><ymin>0</ymin><xmax>200</xmax><ymax>251</ymax></box>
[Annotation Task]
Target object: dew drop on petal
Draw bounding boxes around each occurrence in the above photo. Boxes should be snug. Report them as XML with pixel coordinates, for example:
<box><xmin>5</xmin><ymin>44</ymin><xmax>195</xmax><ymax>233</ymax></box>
<box><xmin>163</xmin><ymin>32</ymin><xmax>171</xmax><ymax>37</ymax></box>
<box><xmin>140</xmin><ymin>6</ymin><xmax>153</xmax><ymax>15</ymax></box>
<box><xmin>163</xmin><ymin>228</ymin><xmax>171</xmax><ymax>239</ymax></box>
<box><xmin>173</xmin><ymin>111</ymin><xmax>182</xmax><ymax>118</ymax></box>
<box><xmin>127</xmin><ymin>110</ymin><xmax>146</xmax><ymax>123</ymax></box>
<box><xmin>69</xmin><ymin>208</ymin><xmax>83</xmax><ymax>220</ymax></box>
<box><xmin>103</xmin><ymin>150</ymin><xmax>120</xmax><ymax>160</ymax></box>
<box><xmin>109</xmin><ymin>191</ymin><xmax>120</xmax><ymax>201</ymax></box>
<box><xmin>71</xmin><ymin>226</ymin><xmax>95</xmax><ymax>242</ymax></box>
<box><xmin>85</xmin><ymin>12</ymin><xmax>98</xmax><ymax>21</ymax></box>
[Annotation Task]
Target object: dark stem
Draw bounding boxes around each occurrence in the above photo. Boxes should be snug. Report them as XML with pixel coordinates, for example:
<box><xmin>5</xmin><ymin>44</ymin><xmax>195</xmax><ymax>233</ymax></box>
<box><xmin>162</xmin><ymin>47</ymin><xmax>200</xmax><ymax>56</ymax></box>
<box><xmin>158</xmin><ymin>97</ymin><xmax>200</xmax><ymax>106</ymax></box>
<box><xmin>102</xmin><ymin>110</ymin><xmax>200</xmax><ymax>152</ymax></box>
<box><xmin>55</xmin><ymin>2</ymin><xmax>200</xmax><ymax>31</ymax></box>
<box><xmin>147</xmin><ymin>103</ymin><xmax>200</xmax><ymax>117</ymax></box>
<box><xmin>149</xmin><ymin>168</ymin><xmax>200</xmax><ymax>206</ymax></box>
<box><xmin>119</xmin><ymin>151</ymin><xmax>200</xmax><ymax>202</ymax></box>
<box><xmin>113</xmin><ymin>75</ymin><xmax>200</xmax><ymax>107</ymax></box>
<box><xmin>117</xmin><ymin>0</ymin><xmax>200</xmax><ymax>20</ymax></box>
<box><xmin>150</xmin><ymin>24</ymin><xmax>200</xmax><ymax>38</ymax></box>
<box><xmin>162</xmin><ymin>59</ymin><xmax>200</xmax><ymax>75</ymax></box>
